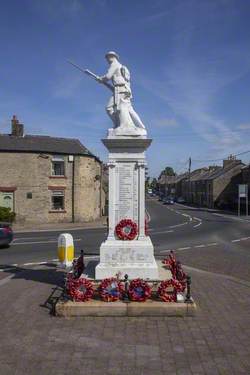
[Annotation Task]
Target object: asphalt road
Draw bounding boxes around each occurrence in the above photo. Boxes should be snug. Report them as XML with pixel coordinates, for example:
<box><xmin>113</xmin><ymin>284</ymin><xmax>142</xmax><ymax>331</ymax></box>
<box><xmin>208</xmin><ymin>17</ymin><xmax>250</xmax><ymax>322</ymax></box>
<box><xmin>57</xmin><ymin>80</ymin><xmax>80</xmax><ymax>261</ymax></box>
<box><xmin>1</xmin><ymin>197</ymin><xmax>250</xmax><ymax>280</ymax></box>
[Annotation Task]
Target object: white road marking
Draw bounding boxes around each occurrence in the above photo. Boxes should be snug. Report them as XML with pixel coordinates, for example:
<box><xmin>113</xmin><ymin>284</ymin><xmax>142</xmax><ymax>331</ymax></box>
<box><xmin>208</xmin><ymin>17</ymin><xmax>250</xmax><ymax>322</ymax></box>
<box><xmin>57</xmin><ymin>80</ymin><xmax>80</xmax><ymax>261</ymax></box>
<box><xmin>176</xmin><ymin>247</ymin><xmax>191</xmax><ymax>251</ymax></box>
<box><xmin>231</xmin><ymin>239</ymin><xmax>241</xmax><ymax>243</ymax></box>
<box><xmin>169</xmin><ymin>222</ymin><xmax>188</xmax><ymax>229</ymax></box>
<box><xmin>12</xmin><ymin>238</ymin><xmax>82</xmax><ymax>246</ymax></box>
<box><xmin>195</xmin><ymin>244</ymin><xmax>205</xmax><ymax>248</ymax></box>
<box><xmin>23</xmin><ymin>261</ymin><xmax>49</xmax><ymax>266</ymax></box>
<box><xmin>206</xmin><ymin>243</ymin><xmax>218</xmax><ymax>247</ymax></box>
<box><xmin>6</xmin><ymin>255</ymin><xmax>101</xmax><ymax>268</ymax></box>
<box><xmin>193</xmin><ymin>222</ymin><xmax>202</xmax><ymax>228</ymax></box>
<box><xmin>12</xmin><ymin>237</ymin><xmax>56</xmax><ymax>244</ymax></box>
<box><xmin>0</xmin><ymin>274</ymin><xmax>15</xmax><ymax>286</ymax></box>
<box><xmin>151</xmin><ymin>230</ymin><xmax>174</xmax><ymax>235</ymax></box>
<box><xmin>0</xmin><ymin>268</ymin><xmax>15</xmax><ymax>272</ymax></box>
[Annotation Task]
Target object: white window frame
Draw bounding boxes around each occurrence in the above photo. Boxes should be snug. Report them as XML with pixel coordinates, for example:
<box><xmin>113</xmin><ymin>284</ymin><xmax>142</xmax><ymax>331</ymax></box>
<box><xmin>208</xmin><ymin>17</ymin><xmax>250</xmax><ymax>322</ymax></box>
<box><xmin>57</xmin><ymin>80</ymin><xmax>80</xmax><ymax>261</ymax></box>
<box><xmin>51</xmin><ymin>155</ymin><xmax>65</xmax><ymax>176</ymax></box>
<box><xmin>51</xmin><ymin>190</ymin><xmax>65</xmax><ymax>210</ymax></box>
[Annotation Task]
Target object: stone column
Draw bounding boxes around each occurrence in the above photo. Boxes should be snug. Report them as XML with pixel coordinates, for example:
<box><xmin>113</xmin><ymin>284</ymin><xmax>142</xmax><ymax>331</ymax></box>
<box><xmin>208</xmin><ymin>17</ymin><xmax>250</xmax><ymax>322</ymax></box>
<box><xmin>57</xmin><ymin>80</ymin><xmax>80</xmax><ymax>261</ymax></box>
<box><xmin>138</xmin><ymin>162</ymin><xmax>146</xmax><ymax>240</ymax></box>
<box><xmin>107</xmin><ymin>162</ymin><xmax>116</xmax><ymax>240</ymax></box>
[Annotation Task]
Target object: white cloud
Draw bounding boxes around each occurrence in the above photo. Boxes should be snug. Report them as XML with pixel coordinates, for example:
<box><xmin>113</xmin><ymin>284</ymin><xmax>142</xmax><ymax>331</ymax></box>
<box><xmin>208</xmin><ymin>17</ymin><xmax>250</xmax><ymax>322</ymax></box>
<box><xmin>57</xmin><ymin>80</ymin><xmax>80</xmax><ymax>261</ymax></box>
<box><xmin>155</xmin><ymin>118</ymin><xmax>179</xmax><ymax>128</ymax></box>
<box><xmin>138</xmin><ymin>0</ymin><xmax>250</xmax><ymax>157</ymax></box>
<box><xmin>237</xmin><ymin>123</ymin><xmax>250</xmax><ymax>130</ymax></box>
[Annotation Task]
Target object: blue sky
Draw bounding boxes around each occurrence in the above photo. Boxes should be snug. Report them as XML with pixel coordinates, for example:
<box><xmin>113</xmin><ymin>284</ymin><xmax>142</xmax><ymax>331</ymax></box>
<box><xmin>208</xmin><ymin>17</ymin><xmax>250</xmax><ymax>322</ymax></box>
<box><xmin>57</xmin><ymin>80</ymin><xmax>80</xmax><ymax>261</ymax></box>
<box><xmin>1</xmin><ymin>0</ymin><xmax>250</xmax><ymax>177</ymax></box>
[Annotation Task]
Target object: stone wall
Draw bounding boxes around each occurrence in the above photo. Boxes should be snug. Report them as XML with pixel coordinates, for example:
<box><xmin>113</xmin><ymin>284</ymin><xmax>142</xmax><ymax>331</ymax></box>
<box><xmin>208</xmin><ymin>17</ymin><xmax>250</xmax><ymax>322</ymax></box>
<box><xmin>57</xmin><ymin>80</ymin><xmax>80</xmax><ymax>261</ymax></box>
<box><xmin>0</xmin><ymin>152</ymin><xmax>104</xmax><ymax>224</ymax></box>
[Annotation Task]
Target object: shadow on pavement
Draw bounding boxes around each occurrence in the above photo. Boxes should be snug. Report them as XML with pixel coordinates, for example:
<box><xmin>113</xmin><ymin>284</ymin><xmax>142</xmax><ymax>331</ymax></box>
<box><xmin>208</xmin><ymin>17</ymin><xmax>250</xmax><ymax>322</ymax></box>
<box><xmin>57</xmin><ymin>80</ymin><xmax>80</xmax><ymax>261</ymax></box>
<box><xmin>0</xmin><ymin>263</ymin><xmax>65</xmax><ymax>286</ymax></box>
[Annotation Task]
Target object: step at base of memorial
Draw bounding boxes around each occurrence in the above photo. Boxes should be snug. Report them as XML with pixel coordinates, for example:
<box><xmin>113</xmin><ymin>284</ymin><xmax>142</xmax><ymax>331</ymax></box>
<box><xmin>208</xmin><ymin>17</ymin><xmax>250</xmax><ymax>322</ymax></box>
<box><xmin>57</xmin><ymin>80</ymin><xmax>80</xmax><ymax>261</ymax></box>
<box><xmin>95</xmin><ymin>237</ymin><xmax>159</xmax><ymax>279</ymax></box>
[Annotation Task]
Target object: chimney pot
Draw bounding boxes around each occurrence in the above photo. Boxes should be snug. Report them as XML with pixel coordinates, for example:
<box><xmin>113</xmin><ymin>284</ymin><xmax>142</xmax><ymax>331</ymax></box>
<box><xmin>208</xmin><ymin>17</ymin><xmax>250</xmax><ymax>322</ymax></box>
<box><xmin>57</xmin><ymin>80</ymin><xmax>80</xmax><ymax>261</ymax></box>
<box><xmin>11</xmin><ymin>115</ymin><xmax>24</xmax><ymax>137</ymax></box>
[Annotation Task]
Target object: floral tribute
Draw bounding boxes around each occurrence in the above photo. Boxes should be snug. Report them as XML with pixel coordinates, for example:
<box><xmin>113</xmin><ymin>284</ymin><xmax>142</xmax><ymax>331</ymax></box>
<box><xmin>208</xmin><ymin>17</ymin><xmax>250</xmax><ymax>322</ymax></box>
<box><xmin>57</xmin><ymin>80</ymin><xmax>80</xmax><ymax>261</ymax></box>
<box><xmin>66</xmin><ymin>274</ymin><xmax>94</xmax><ymax>302</ymax></box>
<box><xmin>162</xmin><ymin>250</ymin><xmax>187</xmax><ymax>292</ymax></box>
<box><xmin>115</xmin><ymin>219</ymin><xmax>138</xmax><ymax>240</ymax></box>
<box><xmin>99</xmin><ymin>277</ymin><xmax>124</xmax><ymax>302</ymax></box>
<box><xmin>128</xmin><ymin>278</ymin><xmax>152</xmax><ymax>302</ymax></box>
<box><xmin>158</xmin><ymin>279</ymin><xmax>183</xmax><ymax>302</ymax></box>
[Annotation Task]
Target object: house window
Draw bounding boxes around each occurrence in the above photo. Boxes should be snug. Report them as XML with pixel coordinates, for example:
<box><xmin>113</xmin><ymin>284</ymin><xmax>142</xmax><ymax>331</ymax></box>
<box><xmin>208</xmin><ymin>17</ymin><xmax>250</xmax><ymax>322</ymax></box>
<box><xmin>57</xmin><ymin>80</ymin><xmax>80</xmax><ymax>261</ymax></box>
<box><xmin>52</xmin><ymin>155</ymin><xmax>65</xmax><ymax>176</ymax></box>
<box><xmin>51</xmin><ymin>190</ymin><xmax>65</xmax><ymax>210</ymax></box>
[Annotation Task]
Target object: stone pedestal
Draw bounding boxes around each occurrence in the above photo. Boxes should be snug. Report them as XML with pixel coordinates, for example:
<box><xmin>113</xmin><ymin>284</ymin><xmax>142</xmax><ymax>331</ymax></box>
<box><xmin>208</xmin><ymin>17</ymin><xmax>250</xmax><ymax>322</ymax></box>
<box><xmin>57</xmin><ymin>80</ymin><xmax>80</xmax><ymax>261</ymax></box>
<box><xmin>95</xmin><ymin>134</ymin><xmax>158</xmax><ymax>280</ymax></box>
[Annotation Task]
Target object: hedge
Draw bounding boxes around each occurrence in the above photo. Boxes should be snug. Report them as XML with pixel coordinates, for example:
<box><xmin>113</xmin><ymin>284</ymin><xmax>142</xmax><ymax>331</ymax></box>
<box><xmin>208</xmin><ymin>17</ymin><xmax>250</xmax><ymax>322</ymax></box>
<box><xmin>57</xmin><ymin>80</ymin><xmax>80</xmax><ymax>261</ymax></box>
<box><xmin>0</xmin><ymin>207</ymin><xmax>15</xmax><ymax>223</ymax></box>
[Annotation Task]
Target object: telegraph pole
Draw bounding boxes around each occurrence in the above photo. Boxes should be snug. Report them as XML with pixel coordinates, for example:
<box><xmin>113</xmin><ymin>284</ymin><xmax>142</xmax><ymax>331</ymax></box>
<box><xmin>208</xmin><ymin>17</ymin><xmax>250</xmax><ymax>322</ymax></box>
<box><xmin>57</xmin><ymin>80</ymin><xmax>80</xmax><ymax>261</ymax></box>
<box><xmin>188</xmin><ymin>157</ymin><xmax>191</xmax><ymax>203</ymax></box>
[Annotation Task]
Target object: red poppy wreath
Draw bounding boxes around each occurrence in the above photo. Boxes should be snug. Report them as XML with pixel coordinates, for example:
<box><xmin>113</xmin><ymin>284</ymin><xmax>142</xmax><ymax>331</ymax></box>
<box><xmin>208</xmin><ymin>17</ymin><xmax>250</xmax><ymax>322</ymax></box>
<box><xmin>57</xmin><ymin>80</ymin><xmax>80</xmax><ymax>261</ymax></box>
<box><xmin>115</xmin><ymin>219</ymin><xmax>138</xmax><ymax>240</ymax></box>
<box><xmin>157</xmin><ymin>279</ymin><xmax>183</xmax><ymax>302</ymax></box>
<box><xmin>128</xmin><ymin>278</ymin><xmax>152</xmax><ymax>302</ymax></box>
<box><xmin>99</xmin><ymin>277</ymin><xmax>124</xmax><ymax>302</ymax></box>
<box><xmin>66</xmin><ymin>274</ymin><xmax>94</xmax><ymax>302</ymax></box>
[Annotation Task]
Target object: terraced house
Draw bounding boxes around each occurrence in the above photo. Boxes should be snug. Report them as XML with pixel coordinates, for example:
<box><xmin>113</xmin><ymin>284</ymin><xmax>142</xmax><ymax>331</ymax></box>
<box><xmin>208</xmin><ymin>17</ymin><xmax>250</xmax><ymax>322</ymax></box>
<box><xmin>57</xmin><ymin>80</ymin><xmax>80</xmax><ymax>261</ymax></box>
<box><xmin>0</xmin><ymin>116</ymin><xmax>106</xmax><ymax>224</ymax></box>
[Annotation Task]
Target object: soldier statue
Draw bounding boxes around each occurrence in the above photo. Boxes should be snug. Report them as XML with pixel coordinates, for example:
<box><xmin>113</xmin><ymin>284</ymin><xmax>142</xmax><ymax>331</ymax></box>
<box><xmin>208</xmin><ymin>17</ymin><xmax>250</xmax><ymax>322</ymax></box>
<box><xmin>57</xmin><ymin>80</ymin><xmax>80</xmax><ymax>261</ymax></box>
<box><xmin>68</xmin><ymin>52</ymin><xmax>146</xmax><ymax>134</ymax></box>
<box><xmin>96</xmin><ymin>51</ymin><xmax>146</xmax><ymax>132</ymax></box>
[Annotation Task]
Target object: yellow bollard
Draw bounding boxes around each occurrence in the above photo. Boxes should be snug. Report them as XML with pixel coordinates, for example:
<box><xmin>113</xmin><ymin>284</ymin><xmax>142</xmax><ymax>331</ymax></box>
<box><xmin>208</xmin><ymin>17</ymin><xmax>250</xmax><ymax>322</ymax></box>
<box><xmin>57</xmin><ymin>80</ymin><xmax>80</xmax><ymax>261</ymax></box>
<box><xmin>57</xmin><ymin>233</ymin><xmax>74</xmax><ymax>268</ymax></box>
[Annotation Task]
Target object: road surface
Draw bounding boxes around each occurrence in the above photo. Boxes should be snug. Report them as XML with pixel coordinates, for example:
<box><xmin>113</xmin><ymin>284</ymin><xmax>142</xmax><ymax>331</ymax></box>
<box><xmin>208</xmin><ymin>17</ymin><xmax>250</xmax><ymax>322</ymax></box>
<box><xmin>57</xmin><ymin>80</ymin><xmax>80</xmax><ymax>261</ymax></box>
<box><xmin>1</xmin><ymin>197</ymin><xmax>249</xmax><ymax>280</ymax></box>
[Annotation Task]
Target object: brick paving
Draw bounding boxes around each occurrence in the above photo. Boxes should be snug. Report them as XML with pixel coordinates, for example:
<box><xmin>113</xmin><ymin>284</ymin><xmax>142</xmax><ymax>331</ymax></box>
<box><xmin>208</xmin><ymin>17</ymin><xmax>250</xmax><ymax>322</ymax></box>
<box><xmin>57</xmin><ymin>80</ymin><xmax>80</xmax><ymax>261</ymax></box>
<box><xmin>0</xmin><ymin>263</ymin><xmax>250</xmax><ymax>375</ymax></box>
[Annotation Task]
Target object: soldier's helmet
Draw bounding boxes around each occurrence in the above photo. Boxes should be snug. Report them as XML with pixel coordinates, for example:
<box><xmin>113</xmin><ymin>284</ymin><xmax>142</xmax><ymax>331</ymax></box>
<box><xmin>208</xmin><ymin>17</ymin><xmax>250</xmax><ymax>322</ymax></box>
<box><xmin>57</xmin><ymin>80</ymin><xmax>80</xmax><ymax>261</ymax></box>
<box><xmin>105</xmin><ymin>51</ymin><xmax>119</xmax><ymax>60</ymax></box>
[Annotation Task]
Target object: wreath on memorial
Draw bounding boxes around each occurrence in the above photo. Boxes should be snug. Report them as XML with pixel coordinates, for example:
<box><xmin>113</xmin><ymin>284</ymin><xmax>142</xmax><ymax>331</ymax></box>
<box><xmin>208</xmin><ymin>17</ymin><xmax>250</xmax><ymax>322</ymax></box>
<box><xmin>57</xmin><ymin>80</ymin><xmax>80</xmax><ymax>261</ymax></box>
<box><xmin>66</xmin><ymin>274</ymin><xmax>94</xmax><ymax>302</ymax></box>
<box><xmin>128</xmin><ymin>278</ymin><xmax>152</xmax><ymax>302</ymax></box>
<box><xmin>99</xmin><ymin>278</ymin><xmax>124</xmax><ymax>302</ymax></box>
<box><xmin>115</xmin><ymin>219</ymin><xmax>138</xmax><ymax>240</ymax></box>
<box><xmin>157</xmin><ymin>279</ymin><xmax>183</xmax><ymax>302</ymax></box>
<box><xmin>162</xmin><ymin>251</ymin><xmax>187</xmax><ymax>291</ymax></box>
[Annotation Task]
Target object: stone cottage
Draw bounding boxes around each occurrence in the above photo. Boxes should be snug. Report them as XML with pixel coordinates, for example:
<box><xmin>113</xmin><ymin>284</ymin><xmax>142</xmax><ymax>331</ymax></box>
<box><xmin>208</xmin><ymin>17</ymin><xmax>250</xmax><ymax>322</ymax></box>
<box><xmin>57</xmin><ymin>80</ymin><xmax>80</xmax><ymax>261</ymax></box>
<box><xmin>0</xmin><ymin>116</ymin><xmax>106</xmax><ymax>224</ymax></box>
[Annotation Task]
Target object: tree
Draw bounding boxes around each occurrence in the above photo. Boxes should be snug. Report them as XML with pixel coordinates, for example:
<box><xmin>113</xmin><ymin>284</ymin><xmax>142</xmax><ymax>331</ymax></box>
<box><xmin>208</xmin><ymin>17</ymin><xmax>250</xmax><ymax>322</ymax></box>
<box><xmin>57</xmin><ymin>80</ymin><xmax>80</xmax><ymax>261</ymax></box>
<box><xmin>150</xmin><ymin>178</ymin><xmax>158</xmax><ymax>190</ymax></box>
<box><xmin>159</xmin><ymin>166</ymin><xmax>175</xmax><ymax>179</ymax></box>
<box><xmin>145</xmin><ymin>177</ymin><xmax>151</xmax><ymax>190</ymax></box>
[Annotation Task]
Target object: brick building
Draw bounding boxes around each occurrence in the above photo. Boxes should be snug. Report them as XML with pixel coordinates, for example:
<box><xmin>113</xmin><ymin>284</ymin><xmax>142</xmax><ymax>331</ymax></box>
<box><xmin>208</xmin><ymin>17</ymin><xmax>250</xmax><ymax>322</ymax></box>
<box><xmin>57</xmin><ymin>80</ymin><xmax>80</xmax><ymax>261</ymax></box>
<box><xmin>0</xmin><ymin>116</ymin><xmax>106</xmax><ymax>224</ymax></box>
<box><xmin>157</xmin><ymin>156</ymin><xmax>248</xmax><ymax>210</ymax></box>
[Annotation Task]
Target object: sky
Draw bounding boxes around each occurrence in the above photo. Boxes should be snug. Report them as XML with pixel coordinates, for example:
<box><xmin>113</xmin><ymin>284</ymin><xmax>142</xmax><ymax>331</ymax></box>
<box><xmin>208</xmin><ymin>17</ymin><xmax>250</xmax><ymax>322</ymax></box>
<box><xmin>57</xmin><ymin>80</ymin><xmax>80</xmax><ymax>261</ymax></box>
<box><xmin>0</xmin><ymin>0</ymin><xmax>250</xmax><ymax>177</ymax></box>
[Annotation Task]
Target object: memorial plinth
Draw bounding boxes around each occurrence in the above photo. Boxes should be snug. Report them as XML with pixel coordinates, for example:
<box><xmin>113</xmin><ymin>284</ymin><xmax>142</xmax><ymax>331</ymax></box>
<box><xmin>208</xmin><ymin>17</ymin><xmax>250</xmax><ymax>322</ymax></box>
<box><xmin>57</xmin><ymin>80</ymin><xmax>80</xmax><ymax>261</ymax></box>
<box><xmin>95</xmin><ymin>135</ymin><xmax>158</xmax><ymax>279</ymax></box>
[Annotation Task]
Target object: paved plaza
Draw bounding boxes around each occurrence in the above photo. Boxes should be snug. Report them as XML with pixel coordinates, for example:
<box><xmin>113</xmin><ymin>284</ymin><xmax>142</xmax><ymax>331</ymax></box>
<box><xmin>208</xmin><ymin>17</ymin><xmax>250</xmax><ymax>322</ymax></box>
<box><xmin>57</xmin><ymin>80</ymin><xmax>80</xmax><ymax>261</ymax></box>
<box><xmin>0</xmin><ymin>260</ymin><xmax>249</xmax><ymax>375</ymax></box>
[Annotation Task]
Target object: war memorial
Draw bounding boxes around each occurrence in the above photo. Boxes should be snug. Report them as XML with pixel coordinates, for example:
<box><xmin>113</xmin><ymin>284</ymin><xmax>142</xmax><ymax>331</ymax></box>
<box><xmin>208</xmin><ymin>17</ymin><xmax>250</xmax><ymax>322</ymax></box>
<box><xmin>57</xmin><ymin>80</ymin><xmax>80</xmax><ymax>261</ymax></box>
<box><xmin>56</xmin><ymin>51</ymin><xmax>195</xmax><ymax>316</ymax></box>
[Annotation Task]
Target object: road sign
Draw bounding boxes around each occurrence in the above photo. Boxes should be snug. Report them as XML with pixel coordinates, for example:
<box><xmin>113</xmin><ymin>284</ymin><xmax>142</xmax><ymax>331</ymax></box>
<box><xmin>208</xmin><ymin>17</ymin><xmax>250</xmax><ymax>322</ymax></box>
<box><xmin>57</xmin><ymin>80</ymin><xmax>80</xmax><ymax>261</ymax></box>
<box><xmin>238</xmin><ymin>184</ymin><xmax>248</xmax><ymax>216</ymax></box>
<box><xmin>239</xmin><ymin>184</ymin><xmax>247</xmax><ymax>198</ymax></box>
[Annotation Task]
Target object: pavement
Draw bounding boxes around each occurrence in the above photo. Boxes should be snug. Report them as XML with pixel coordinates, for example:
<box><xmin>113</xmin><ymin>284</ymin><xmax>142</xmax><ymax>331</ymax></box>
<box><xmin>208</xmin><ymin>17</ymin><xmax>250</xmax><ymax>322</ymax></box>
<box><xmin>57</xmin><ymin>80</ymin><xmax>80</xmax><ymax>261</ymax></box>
<box><xmin>1</xmin><ymin>197</ymin><xmax>250</xmax><ymax>280</ymax></box>
<box><xmin>0</xmin><ymin>261</ymin><xmax>249</xmax><ymax>375</ymax></box>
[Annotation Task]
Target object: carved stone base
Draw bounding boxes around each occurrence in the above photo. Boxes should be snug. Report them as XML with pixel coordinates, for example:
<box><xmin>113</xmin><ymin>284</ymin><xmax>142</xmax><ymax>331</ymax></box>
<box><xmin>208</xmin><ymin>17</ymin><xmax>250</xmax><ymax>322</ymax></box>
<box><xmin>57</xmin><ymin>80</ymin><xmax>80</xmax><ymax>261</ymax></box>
<box><xmin>107</xmin><ymin>127</ymin><xmax>147</xmax><ymax>138</ymax></box>
<box><xmin>95</xmin><ymin>237</ymin><xmax>159</xmax><ymax>280</ymax></box>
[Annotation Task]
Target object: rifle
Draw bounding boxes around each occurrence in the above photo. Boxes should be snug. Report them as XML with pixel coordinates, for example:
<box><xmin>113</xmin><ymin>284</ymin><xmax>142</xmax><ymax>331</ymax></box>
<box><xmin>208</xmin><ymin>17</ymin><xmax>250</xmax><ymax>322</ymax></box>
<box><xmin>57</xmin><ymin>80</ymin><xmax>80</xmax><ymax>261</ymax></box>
<box><xmin>67</xmin><ymin>60</ymin><xmax>114</xmax><ymax>92</ymax></box>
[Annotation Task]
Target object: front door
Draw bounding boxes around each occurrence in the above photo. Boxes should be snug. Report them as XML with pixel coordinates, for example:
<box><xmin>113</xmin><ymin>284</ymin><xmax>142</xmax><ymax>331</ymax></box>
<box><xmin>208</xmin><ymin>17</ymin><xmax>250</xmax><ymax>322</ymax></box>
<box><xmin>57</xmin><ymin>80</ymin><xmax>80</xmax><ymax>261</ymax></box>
<box><xmin>0</xmin><ymin>192</ymin><xmax>14</xmax><ymax>211</ymax></box>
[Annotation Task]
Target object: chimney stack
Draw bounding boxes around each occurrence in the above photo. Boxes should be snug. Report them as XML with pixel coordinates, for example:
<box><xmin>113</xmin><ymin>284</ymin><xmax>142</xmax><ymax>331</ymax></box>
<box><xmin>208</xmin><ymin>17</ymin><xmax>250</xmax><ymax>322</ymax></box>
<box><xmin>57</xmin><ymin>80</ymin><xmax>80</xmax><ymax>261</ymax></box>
<box><xmin>11</xmin><ymin>115</ymin><xmax>24</xmax><ymax>137</ymax></box>
<box><xmin>223</xmin><ymin>155</ymin><xmax>240</xmax><ymax>168</ymax></box>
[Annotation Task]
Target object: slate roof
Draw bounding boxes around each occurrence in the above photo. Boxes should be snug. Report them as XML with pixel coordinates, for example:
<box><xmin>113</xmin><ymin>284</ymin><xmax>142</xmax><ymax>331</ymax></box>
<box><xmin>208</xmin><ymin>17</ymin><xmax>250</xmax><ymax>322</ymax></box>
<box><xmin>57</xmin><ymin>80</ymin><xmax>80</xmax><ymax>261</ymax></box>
<box><xmin>158</xmin><ymin>175</ymin><xmax>176</xmax><ymax>185</ymax></box>
<box><xmin>206</xmin><ymin>161</ymin><xmax>243</xmax><ymax>180</ymax></box>
<box><xmin>0</xmin><ymin>134</ymin><xmax>96</xmax><ymax>158</ymax></box>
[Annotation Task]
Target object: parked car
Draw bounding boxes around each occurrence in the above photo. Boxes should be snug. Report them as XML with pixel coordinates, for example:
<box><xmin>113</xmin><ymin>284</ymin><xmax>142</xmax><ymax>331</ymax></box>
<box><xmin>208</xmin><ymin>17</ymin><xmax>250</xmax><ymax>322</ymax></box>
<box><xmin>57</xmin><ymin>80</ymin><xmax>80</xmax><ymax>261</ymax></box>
<box><xmin>0</xmin><ymin>223</ymin><xmax>13</xmax><ymax>247</ymax></box>
<box><xmin>176</xmin><ymin>197</ymin><xmax>186</xmax><ymax>204</ymax></box>
<box><xmin>158</xmin><ymin>194</ymin><xmax>164</xmax><ymax>201</ymax></box>
<box><xmin>163</xmin><ymin>197</ymin><xmax>174</xmax><ymax>205</ymax></box>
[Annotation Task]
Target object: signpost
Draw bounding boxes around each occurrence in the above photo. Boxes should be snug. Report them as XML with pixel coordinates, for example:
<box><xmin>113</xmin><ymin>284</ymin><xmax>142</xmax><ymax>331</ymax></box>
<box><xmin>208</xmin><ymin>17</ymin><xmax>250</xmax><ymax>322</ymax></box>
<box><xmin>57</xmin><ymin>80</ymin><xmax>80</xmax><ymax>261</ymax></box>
<box><xmin>238</xmin><ymin>184</ymin><xmax>248</xmax><ymax>217</ymax></box>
